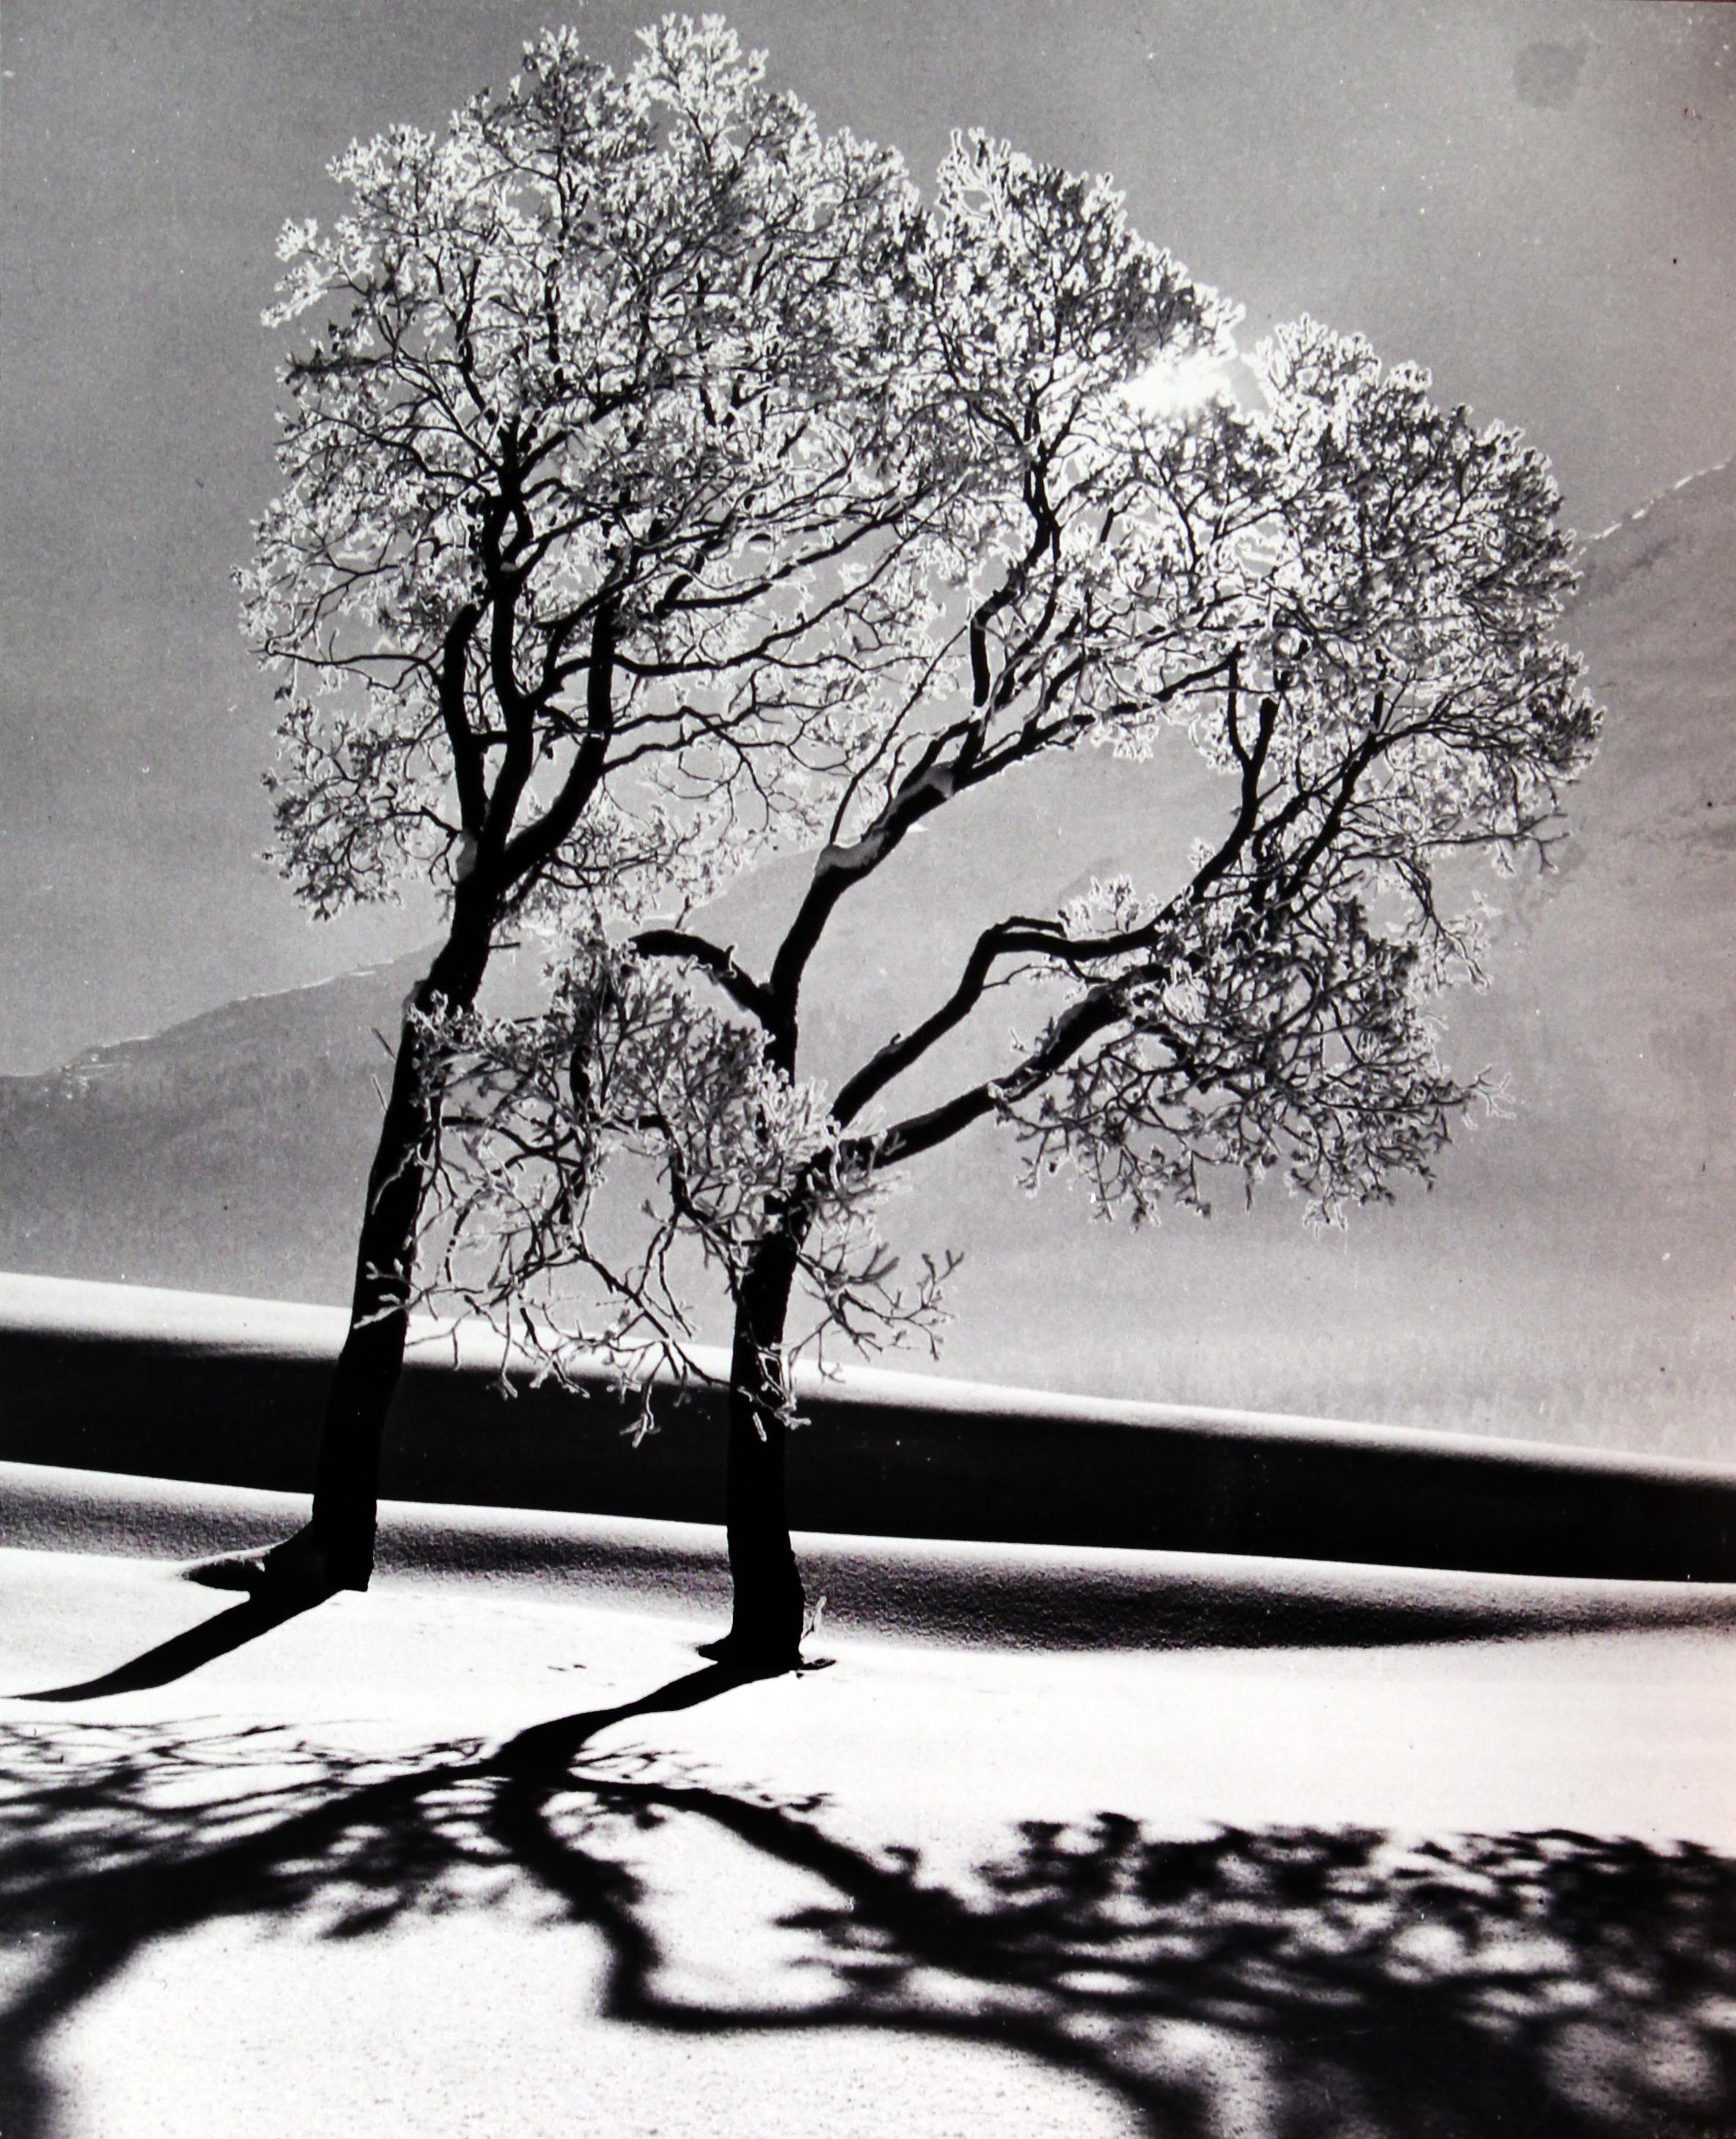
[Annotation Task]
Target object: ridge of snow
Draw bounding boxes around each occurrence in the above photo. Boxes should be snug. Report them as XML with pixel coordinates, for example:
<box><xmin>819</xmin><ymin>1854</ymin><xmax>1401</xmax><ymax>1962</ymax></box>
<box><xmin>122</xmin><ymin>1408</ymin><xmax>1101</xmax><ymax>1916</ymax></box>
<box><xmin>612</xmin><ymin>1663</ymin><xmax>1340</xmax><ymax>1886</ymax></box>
<box><xmin>4</xmin><ymin>1268</ymin><xmax>1732</xmax><ymax>1485</ymax></box>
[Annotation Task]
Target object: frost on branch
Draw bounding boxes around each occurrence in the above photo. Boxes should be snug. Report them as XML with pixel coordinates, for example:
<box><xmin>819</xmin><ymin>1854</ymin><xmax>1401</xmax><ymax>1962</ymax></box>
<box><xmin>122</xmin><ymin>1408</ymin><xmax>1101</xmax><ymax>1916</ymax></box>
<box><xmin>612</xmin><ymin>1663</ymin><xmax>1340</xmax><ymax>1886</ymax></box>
<box><xmin>1006</xmin><ymin>893</ymin><xmax>1468</xmax><ymax>1226</ymax></box>
<box><xmin>947</xmin><ymin>317</ymin><xmax>1599</xmax><ymax>1229</ymax></box>
<box><xmin>385</xmin><ymin>67</ymin><xmax>1597</xmax><ymax>1400</ymax></box>
<box><xmin>418</xmin><ymin>938</ymin><xmax>955</xmax><ymax>1420</ymax></box>
<box><xmin>240</xmin><ymin>18</ymin><xmax>948</xmax><ymax>931</ymax></box>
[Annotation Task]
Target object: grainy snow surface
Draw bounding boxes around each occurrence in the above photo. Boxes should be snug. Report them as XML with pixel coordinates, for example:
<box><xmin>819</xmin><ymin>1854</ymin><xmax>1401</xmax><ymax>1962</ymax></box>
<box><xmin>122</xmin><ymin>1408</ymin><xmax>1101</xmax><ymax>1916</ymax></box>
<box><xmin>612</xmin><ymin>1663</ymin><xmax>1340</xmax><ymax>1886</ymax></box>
<box><xmin>2</xmin><ymin>1471</ymin><xmax>1734</xmax><ymax>2138</ymax></box>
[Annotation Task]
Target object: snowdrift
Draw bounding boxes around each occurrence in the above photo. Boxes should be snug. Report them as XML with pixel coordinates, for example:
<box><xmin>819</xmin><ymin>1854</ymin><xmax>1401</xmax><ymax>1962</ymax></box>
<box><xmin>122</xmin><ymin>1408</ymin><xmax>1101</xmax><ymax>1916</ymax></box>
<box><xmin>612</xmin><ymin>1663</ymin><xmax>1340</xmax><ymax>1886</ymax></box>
<box><xmin>4</xmin><ymin>1273</ymin><xmax>1733</xmax><ymax>1581</ymax></box>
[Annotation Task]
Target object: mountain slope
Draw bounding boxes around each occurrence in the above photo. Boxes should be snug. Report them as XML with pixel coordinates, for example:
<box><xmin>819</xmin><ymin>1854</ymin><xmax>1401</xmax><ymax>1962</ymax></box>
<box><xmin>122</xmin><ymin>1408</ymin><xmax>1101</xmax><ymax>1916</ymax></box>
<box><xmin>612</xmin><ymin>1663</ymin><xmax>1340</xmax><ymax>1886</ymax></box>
<box><xmin>0</xmin><ymin>956</ymin><xmax>424</xmax><ymax>1304</ymax></box>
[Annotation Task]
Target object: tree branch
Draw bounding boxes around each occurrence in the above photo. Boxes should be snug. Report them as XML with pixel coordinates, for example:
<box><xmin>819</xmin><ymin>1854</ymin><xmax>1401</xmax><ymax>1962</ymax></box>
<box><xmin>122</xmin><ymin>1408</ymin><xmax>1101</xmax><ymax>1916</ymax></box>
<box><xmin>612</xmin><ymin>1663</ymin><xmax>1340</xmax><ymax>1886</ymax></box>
<box><xmin>831</xmin><ymin>916</ymin><xmax>1064</xmax><ymax>1126</ymax></box>
<box><xmin>633</xmin><ymin>929</ymin><xmax>775</xmax><ymax>1026</ymax></box>
<box><xmin>1187</xmin><ymin>662</ymin><xmax>1278</xmax><ymax>904</ymax></box>
<box><xmin>493</xmin><ymin>594</ymin><xmax>619</xmax><ymax>889</ymax></box>
<box><xmin>437</xmin><ymin>601</ymin><xmax>487</xmax><ymax>836</ymax></box>
<box><xmin>857</xmin><ymin>982</ymin><xmax>1129</xmax><ymax>1171</ymax></box>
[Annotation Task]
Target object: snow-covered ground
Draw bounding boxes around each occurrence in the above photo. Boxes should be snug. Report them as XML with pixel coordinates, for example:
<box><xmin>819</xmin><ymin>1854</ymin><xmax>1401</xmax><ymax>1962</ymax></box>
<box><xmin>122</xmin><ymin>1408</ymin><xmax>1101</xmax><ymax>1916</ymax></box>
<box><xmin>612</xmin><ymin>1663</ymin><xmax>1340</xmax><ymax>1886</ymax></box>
<box><xmin>3</xmin><ymin>1465</ymin><xmax>1735</xmax><ymax>2138</ymax></box>
<box><xmin>11</xmin><ymin>1273</ymin><xmax>1735</xmax><ymax>1584</ymax></box>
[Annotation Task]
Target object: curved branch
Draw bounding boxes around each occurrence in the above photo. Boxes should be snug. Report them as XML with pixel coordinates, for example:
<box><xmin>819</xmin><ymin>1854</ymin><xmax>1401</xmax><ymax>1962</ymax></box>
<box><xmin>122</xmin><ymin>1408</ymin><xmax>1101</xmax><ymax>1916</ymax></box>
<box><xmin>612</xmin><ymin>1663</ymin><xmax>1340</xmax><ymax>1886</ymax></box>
<box><xmin>858</xmin><ymin>982</ymin><xmax>1129</xmax><ymax>1173</ymax></box>
<box><xmin>633</xmin><ymin>930</ymin><xmax>774</xmax><ymax>1026</ymax></box>
<box><xmin>831</xmin><ymin>916</ymin><xmax>1064</xmax><ymax>1127</ymax></box>
<box><xmin>438</xmin><ymin>602</ymin><xmax>488</xmax><ymax>836</ymax></box>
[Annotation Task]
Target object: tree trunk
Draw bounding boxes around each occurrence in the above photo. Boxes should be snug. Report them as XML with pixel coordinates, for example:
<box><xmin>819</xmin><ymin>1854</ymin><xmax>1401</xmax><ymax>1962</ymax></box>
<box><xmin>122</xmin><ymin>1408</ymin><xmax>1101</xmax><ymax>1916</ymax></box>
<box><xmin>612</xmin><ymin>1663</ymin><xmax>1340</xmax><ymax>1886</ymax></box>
<box><xmin>707</xmin><ymin>1223</ymin><xmax>808</xmax><ymax>1672</ymax></box>
<box><xmin>288</xmin><ymin>894</ymin><xmax>496</xmax><ymax>1590</ymax></box>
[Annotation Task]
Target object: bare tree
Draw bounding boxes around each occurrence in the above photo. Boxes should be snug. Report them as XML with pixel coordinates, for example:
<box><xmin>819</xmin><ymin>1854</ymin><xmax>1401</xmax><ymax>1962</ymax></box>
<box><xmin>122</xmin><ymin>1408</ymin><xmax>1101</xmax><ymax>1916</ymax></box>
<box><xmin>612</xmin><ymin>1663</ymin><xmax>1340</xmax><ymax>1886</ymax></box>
<box><xmin>425</xmin><ymin>141</ymin><xmax>1597</xmax><ymax>1671</ymax></box>
<box><xmin>237</xmin><ymin>21</ymin><xmax>952</xmax><ymax>1591</ymax></box>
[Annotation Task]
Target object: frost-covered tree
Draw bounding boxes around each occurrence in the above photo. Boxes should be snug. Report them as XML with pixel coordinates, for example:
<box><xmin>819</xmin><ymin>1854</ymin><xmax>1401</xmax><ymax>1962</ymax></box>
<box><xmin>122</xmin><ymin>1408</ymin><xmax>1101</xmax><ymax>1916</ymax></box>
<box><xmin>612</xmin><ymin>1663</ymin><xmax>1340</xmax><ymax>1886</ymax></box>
<box><xmin>237</xmin><ymin>21</ymin><xmax>946</xmax><ymax>1591</ymax></box>
<box><xmin>425</xmin><ymin>133</ymin><xmax>1598</xmax><ymax>1672</ymax></box>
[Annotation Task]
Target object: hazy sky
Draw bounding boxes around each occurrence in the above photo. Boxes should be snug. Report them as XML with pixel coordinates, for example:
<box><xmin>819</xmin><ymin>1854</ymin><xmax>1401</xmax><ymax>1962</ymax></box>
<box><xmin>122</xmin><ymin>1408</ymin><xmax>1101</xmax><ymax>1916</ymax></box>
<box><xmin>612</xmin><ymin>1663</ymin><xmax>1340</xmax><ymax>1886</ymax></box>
<box><xmin>2</xmin><ymin>0</ymin><xmax>1733</xmax><ymax>1074</ymax></box>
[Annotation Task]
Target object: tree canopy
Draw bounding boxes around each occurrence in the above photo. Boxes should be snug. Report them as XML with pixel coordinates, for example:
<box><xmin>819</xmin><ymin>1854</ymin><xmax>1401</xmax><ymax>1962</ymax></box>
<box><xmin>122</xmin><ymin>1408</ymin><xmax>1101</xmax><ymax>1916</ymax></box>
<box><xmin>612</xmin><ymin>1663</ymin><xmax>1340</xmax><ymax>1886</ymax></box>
<box><xmin>240</xmin><ymin>19</ymin><xmax>952</xmax><ymax>939</ymax></box>
<box><xmin>415</xmin><ymin>124</ymin><xmax>1597</xmax><ymax>1417</ymax></box>
<box><xmin>233</xmin><ymin>17</ymin><xmax>1019</xmax><ymax>1591</ymax></box>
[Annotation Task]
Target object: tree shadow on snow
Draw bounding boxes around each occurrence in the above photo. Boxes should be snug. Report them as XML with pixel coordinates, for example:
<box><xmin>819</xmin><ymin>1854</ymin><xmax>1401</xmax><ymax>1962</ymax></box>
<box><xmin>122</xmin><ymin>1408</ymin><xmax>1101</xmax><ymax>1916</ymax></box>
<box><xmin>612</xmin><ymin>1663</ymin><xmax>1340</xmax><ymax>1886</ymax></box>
<box><xmin>0</xmin><ymin>1675</ymin><xmax>1733</xmax><ymax>2138</ymax></box>
<box><xmin>15</xmin><ymin>1594</ymin><xmax>324</xmax><ymax>1703</ymax></box>
<box><xmin>16</xmin><ymin>1567</ymin><xmax>1736</xmax><ymax>1707</ymax></box>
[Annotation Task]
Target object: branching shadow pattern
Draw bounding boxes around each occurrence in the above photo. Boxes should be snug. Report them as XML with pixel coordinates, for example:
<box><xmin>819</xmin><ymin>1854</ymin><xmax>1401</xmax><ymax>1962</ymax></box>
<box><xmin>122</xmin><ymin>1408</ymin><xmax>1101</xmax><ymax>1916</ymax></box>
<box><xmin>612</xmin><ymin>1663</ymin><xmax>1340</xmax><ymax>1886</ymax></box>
<box><xmin>1</xmin><ymin>1675</ymin><xmax>1733</xmax><ymax>2138</ymax></box>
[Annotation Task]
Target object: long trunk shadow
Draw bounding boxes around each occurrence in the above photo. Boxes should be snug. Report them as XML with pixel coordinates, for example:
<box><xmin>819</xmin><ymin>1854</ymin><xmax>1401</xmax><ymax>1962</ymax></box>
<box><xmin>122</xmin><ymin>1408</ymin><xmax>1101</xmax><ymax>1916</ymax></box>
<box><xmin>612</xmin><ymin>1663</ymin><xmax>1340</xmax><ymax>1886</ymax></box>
<box><xmin>15</xmin><ymin>1595</ymin><xmax>323</xmax><ymax>1702</ymax></box>
<box><xmin>498</xmin><ymin>1661</ymin><xmax>754</xmax><ymax>1777</ymax></box>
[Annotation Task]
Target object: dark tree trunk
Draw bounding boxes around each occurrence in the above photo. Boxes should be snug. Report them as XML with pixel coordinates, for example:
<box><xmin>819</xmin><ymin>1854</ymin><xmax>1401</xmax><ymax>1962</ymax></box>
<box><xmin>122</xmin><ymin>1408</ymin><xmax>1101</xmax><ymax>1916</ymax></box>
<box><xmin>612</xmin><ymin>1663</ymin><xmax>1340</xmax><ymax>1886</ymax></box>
<box><xmin>284</xmin><ymin>891</ymin><xmax>496</xmax><ymax>1590</ymax></box>
<box><xmin>707</xmin><ymin>1222</ymin><xmax>808</xmax><ymax>1673</ymax></box>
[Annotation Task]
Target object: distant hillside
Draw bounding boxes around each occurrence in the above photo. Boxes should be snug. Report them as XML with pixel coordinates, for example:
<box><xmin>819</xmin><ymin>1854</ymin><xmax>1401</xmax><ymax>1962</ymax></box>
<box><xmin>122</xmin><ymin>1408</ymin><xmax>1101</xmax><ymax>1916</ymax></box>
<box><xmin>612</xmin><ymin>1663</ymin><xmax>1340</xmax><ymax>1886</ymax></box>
<box><xmin>3</xmin><ymin>464</ymin><xmax>1733</xmax><ymax>1455</ymax></box>
<box><xmin>0</xmin><ymin>954</ymin><xmax>419</xmax><ymax>1304</ymax></box>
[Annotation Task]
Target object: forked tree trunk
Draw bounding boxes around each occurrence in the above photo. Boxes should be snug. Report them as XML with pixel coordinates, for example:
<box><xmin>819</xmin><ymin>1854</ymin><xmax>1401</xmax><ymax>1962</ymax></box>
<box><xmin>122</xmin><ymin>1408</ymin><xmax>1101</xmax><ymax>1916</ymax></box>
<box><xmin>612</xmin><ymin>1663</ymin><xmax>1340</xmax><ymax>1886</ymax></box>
<box><xmin>297</xmin><ymin>894</ymin><xmax>496</xmax><ymax>1588</ymax></box>
<box><xmin>710</xmin><ymin>1223</ymin><xmax>808</xmax><ymax>1671</ymax></box>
